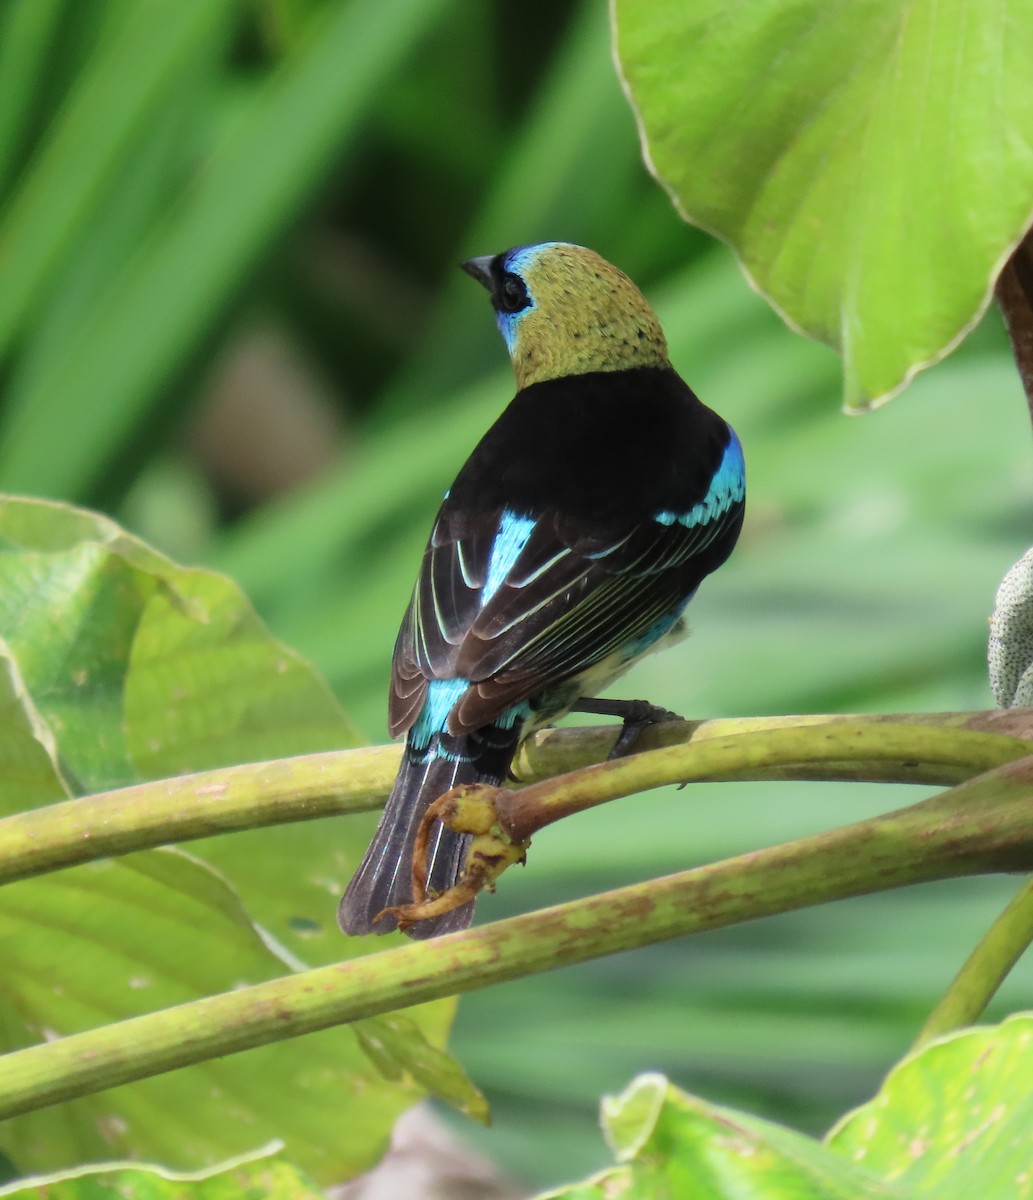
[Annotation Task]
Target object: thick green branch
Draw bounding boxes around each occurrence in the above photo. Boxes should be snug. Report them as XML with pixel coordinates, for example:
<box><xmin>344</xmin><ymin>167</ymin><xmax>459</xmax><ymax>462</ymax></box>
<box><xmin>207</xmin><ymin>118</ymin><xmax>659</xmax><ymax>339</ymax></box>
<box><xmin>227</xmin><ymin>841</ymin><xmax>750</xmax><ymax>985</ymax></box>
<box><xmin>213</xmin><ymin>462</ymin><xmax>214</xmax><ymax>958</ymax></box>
<box><xmin>0</xmin><ymin>710</ymin><xmax>1030</xmax><ymax>886</ymax></box>
<box><xmin>0</xmin><ymin>747</ymin><xmax>396</xmax><ymax>885</ymax></box>
<box><xmin>1</xmin><ymin>756</ymin><xmax>1033</xmax><ymax>1121</ymax></box>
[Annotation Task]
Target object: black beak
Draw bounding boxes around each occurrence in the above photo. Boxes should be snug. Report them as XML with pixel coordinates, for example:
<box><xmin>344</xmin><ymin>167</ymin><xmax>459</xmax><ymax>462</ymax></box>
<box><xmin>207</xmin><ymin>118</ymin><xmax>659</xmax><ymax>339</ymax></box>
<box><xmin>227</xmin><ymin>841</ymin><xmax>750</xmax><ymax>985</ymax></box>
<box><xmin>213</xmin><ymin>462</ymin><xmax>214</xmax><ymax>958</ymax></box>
<box><xmin>461</xmin><ymin>255</ymin><xmax>495</xmax><ymax>291</ymax></box>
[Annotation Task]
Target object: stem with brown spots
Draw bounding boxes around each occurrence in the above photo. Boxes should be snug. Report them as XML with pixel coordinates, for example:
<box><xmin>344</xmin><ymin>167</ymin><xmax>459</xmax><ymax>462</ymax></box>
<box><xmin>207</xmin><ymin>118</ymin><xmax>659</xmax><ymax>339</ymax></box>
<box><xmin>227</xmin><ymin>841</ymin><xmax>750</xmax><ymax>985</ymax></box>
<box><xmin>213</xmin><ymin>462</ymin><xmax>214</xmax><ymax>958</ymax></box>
<box><xmin>1</xmin><ymin>710</ymin><xmax>1031</xmax><ymax>886</ymax></box>
<box><xmin>1</xmin><ymin>754</ymin><xmax>1032</xmax><ymax>1121</ymax></box>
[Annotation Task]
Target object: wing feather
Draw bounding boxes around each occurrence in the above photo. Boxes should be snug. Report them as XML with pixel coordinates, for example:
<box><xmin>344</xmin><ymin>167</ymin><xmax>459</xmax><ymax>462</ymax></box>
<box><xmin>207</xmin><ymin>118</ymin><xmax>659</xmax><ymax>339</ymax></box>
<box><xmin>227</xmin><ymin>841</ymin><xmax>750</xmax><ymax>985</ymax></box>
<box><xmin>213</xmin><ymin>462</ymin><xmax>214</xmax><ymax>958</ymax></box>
<box><xmin>390</xmin><ymin>497</ymin><xmax>742</xmax><ymax>737</ymax></box>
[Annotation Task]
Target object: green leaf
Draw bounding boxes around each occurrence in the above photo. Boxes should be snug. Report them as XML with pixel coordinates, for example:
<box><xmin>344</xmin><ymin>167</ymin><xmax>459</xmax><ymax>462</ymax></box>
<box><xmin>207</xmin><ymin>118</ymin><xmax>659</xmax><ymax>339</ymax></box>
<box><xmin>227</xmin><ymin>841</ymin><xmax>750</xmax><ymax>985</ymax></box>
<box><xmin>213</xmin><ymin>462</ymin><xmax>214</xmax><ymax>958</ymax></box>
<box><xmin>0</xmin><ymin>0</ymin><xmax>234</xmax><ymax>361</ymax></box>
<box><xmin>0</xmin><ymin>850</ymin><xmax>423</xmax><ymax>1183</ymax></box>
<box><xmin>0</xmin><ymin>496</ymin><xmax>418</xmax><ymax>969</ymax></box>
<box><xmin>355</xmin><ymin>1013</ymin><xmax>489</xmax><ymax>1125</ymax></box>
<box><xmin>0</xmin><ymin>0</ymin><xmax>65</xmax><ymax>199</ymax></box>
<box><xmin>612</xmin><ymin>0</ymin><xmax>1033</xmax><ymax>409</ymax></box>
<box><xmin>0</xmin><ymin>1145</ymin><xmax>325</xmax><ymax>1199</ymax></box>
<box><xmin>0</xmin><ymin>495</ymin><xmax>360</xmax><ymax>790</ymax></box>
<box><xmin>828</xmin><ymin>1012</ymin><xmax>1033</xmax><ymax>1198</ymax></box>
<box><xmin>0</xmin><ymin>0</ymin><xmax>447</xmax><ymax>499</ymax></box>
<box><xmin>0</xmin><ymin>639</ymin><xmax>70</xmax><ymax>809</ymax></box>
<box><xmin>535</xmin><ymin>1073</ymin><xmax>900</xmax><ymax>1199</ymax></box>
<box><xmin>0</xmin><ymin>497</ymin><xmax>462</xmax><ymax>1179</ymax></box>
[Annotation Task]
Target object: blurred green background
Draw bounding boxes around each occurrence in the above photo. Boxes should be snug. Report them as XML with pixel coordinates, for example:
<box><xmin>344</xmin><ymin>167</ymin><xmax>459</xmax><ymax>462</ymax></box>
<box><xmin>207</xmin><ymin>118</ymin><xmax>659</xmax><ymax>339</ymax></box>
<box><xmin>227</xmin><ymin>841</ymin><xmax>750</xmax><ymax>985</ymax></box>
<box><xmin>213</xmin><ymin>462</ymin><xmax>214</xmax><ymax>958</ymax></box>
<box><xmin>2</xmin><ymin>0</ymin><xmax>1032</xmax><ymax>1188</ymax></box>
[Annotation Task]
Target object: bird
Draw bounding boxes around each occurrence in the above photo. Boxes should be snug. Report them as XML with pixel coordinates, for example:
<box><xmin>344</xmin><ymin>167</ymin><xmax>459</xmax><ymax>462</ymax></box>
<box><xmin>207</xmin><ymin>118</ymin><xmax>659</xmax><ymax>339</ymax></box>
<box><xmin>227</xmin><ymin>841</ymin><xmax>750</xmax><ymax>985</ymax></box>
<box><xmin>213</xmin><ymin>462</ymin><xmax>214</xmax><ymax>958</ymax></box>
<box><xmin>338</xmin><ymin>242</ymin><xmax>745</xmax><ymax>940</ymax></box>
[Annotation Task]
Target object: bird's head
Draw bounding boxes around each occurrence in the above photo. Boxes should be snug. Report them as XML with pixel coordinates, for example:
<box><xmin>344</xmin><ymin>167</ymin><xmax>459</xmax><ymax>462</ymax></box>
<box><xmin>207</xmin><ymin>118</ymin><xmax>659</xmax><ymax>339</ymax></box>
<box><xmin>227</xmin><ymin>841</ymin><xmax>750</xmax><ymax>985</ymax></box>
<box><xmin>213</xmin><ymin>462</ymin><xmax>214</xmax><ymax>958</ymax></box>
<box><xmin>462</xmin><ymin>242</ymin><xmax>669</xmax><ymax>390</ymax></box>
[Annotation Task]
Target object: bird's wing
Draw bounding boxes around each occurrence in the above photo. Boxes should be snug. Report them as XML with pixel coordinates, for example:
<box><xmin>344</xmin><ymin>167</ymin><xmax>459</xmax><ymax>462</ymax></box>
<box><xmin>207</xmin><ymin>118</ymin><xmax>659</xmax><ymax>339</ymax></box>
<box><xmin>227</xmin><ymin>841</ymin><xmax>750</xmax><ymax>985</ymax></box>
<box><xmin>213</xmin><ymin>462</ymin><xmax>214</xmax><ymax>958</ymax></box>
<box><xmin>390</xmin><ymin>499</ymin><xmax>742</xmax><ymax>736</ymax></box>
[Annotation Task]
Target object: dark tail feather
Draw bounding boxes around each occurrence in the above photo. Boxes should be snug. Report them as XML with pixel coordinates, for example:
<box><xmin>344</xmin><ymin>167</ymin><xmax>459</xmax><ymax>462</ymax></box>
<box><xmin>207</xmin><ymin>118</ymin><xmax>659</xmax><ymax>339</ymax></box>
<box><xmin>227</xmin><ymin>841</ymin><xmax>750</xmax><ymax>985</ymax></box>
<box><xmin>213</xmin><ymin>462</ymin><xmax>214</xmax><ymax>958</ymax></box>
<box><xmin>338</xmin><ymin>728</ymin><xmax>520</xmax><ymax>940</ymax></box>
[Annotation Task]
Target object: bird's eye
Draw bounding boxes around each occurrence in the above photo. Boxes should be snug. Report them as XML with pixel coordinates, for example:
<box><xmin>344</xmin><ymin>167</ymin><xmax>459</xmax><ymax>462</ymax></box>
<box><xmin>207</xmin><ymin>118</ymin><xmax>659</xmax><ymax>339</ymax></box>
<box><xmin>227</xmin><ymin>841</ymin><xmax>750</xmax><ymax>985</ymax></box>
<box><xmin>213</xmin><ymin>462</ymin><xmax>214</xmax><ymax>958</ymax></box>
<box><xmin>497</xmin><ymin>272</ymin><xmax>530</xmax><ymax>314</ymax></box>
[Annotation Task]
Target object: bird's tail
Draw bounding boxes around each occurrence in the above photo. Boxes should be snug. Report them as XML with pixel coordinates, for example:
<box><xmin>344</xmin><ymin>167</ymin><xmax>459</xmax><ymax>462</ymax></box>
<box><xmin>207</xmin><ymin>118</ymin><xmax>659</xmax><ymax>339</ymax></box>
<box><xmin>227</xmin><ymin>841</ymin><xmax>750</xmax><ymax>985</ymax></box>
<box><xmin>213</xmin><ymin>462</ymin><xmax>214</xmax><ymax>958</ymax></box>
<box><xmin>338</xmin><ymin>726</ymin><xmax>521</xmax><ymax>940</ymax></box>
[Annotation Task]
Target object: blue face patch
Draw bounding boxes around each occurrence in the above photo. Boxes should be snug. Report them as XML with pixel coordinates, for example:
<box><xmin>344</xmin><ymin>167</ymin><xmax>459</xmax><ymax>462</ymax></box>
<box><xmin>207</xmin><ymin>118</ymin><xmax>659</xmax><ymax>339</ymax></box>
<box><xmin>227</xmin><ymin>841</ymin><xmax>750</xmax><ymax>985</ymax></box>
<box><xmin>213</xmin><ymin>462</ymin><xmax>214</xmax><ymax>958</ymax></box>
<box><xmin>655</xmin><ymin>431</ymin><xmax>745</xmax><ymax>528</ymax></box>
<box><xmin>493</xmin><ymin>243</ymin><xmax>563</xmax><ymax>354</ymax></box>
<box><xmin>501</xmin><ymin>244</ymin><xmax>558</xmax><ymax>275</ymax></box>
<box><xmin>483</xmin><ymin>510</ymin><xmax>536</xmax><ymax>603</ymax></box>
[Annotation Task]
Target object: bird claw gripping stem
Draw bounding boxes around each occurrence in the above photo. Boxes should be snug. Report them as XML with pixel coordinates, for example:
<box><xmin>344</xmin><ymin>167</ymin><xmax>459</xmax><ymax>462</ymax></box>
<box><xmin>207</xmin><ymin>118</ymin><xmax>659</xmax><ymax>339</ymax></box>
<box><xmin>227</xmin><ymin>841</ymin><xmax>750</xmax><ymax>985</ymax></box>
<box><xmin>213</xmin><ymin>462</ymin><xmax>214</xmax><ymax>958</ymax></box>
<box><xmin>608</xmin><ymin>701</ymin><xmax>682</xmax><ymax>759</ymax></box>
<box><xmin>375</xmin><ymin>783</ymin><xmax>531</xmax><ymax>933</ymax></box>
<box><xmin>571</xmin><ymin>696</ymin><xmax>684</xmax><ymax>759</ymax></box>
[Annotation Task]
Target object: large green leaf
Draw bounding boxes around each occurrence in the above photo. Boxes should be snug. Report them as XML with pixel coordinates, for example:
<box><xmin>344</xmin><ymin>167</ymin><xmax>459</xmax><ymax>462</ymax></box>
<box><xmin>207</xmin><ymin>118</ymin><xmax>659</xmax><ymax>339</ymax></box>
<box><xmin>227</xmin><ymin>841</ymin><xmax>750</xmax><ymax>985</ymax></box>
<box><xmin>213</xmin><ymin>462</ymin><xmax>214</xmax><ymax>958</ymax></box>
<box><xmin>612</xmin><ymin>0</ymin><xmax>1033</xmax><ymax>409</ymax></box>
<box><xmin>0</xmin><ymin>1142</ymin><xmax>325</xmax><ymax>1199</ymax></box>
<box><xmin>0</xmin><ymin>850</ymin><xmax>430</xmax><ymax>1181</ymax></box>
<box><xmin>536</xmin><ymin>1073</ymin><xmax>898</xmax><ymax>1199</ymax></box>
<box><xmin>0</xmin><ymin>496</ymin><xmax>358</xmax><ymax>789</ymax></box>
<box><xmin>0</xmin><ymin>497</ymin><xmax>465</xmax><ymax>1180</ymax></box>
<box><xmin>828</xmin><ymin>1012</ymin><xmax>1033</xmax><ymax>1197</ymax></box>
<box><xmin>538</xmin><ymin>1016</ymin><xmax>1033</xmax><ymax>1197</ymax></box>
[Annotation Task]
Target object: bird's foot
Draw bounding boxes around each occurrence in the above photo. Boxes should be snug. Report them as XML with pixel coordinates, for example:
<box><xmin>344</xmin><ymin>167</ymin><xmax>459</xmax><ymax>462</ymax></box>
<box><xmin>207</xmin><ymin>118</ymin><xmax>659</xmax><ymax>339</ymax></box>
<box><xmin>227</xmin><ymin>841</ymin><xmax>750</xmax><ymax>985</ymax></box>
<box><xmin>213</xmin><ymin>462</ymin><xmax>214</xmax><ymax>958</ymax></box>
<box><xmin>378</xmin><ymin>781</ymin><xmax>529</xmax><ymax>933</ymax></box>
<box><xmin>571</xmin><ymin>696</ymin><xmax>683</xmax><ymax>759</ymax></box>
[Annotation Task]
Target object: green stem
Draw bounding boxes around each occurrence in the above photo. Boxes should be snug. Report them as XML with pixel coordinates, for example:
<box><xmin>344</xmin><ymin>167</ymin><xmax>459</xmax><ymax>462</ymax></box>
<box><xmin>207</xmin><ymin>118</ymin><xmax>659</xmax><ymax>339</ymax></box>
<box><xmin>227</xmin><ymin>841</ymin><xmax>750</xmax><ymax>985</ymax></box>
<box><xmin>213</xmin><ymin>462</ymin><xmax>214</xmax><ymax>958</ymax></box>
<box><xmin>1</xmin><ymin>758</ymin><xmax>1032</xmax><ymax>1120</ymax></box>
<box><xmin>914</xmin><ymin>874</ymin><xmax>1033</xmax><ymax>1049</ymax></box>
<box><xmin>517</xmin><ymin>707</ymin><xmax>1033</xmax><ymax>779</ymax></box>
<box><xmin>499</xmin><ymin>720</ymin><xmax>1033</xmax><ymax>841</ymax></box>
<box><xmin>0</xmin><ymin>746</ymin><xmax>395</xmax><ymax>886</ymax></box>
<box><xmin>0</xmin><ymin>712</ymin><xmax>1029</xmax><ymax>885</ymax></box>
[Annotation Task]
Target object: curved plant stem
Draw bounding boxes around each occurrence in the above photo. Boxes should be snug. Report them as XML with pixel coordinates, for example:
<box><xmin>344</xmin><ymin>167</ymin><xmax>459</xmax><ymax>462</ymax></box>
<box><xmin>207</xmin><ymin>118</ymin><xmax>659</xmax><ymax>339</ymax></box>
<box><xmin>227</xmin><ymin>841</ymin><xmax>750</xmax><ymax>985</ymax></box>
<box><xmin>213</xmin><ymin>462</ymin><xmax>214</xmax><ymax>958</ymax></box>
<box><xmin>1</xmin><ymin>755</ymin><xmax>1033</xmax><ymax>1121</ymax></box>
<box><xmin>497</xmin><ymin>721</ymin><xmax>1033</xmax><ymax>842</ymax></box>
<box><xmin>0</xmin><ymin>712</ymin><xmax>1030</xmax><ymax>885</ymax></box>
<box><xmin>913</xmin><ymin>874</ymin><xmax>1033</xmax><ymax>1049</ymax></box>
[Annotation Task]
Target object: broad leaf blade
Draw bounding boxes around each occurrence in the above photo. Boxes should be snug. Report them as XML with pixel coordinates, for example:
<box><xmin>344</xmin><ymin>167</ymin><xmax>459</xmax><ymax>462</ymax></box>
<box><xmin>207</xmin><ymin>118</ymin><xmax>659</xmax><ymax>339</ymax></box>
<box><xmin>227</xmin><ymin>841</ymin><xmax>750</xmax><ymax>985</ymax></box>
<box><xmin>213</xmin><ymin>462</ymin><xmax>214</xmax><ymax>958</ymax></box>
<box><xmin>0</xmin><ymin>498</ymin><xmax>462</xmax><ymax>1180</ymax></box>
<box><xmin>0</xmin><ymin>850</ymin><xmax>427</xmax><ymax>1182</ymax></box>
<box><xmin>0</xmin><ymin>496</ymin><xmax>360</xmax><ymax>789</ymax></box>
<box><xmin>537</xmin><ymin>1073</ymin><xmax>903</xmax><ymax>1199</ymax></box>
<box><xmin>613</xmin><ymin>0</ymin><xmax>1033</xmax><ymax>409</ymax></box>
<box><xmin>0</xmin><ymin>1145</ymin><xmax>324</xmax><ymax>1199</ymax></box>
<box><xmin>828</xmin><ymin>1012</ymin><xmax>1033</xmax><ymax>1198</ymax></box>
